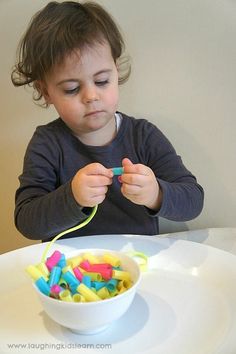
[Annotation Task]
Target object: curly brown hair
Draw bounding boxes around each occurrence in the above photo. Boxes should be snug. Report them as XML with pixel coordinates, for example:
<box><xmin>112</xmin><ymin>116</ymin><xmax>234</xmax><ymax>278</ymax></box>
<box><xmin>11</xmin><ymin>1</ymin><xmax>131</xmax><ymax>107</ymax></box>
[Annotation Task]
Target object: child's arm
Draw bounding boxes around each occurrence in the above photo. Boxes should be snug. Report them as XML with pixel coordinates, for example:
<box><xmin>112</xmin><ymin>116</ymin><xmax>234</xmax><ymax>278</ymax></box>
<box><xmin>120</xmin><ymin>154</ymin><xmax>203</xmax><ymax>221</ymax></box>
<box><xmin>117</xmin><ymin>117</ymin><xmax>204</xmax><ymax>222</ymax></box>
<box><xmin>15</xmin><ymin>162</ymin><xmax>112</xmax><ymax>241</ymax></box>
<box><xmin>14</xmin><ymin>125</ymin><xmax>113</xmax><ymax>241</ymax></box>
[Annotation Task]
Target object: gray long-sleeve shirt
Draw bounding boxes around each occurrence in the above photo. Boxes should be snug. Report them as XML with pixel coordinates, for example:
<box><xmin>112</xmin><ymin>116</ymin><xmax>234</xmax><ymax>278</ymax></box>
<box><xmin>15</xmin><ymin>113</ymin><xmax>204</xmax><ymax>241</ymax></box>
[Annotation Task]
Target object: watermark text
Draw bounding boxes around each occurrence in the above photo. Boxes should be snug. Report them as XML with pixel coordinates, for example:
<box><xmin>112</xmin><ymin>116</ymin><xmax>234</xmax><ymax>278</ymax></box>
<box><xmin>7</xmin><ymin>342</ymin><xmax>112</xmax><ymax>351</ymax></box>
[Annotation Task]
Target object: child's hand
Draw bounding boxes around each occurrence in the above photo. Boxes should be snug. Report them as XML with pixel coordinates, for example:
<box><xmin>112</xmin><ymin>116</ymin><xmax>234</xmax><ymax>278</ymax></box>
<box><xmin>120</xmin><ymin>158</ymin><xmax>162</xmax><ymax>211</ymax></box>
<box><xmin>71</xmin><ymin>163</ymin><xmax>113</xmax><ymax>207</ymax></box>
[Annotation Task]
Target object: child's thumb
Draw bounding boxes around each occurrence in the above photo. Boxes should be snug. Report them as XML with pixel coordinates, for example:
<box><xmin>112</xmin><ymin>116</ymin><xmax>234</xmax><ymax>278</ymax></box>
<box><xmin>122</xmin><ymin>157</ymin><xmax>133</xmax><ymax>166</ymax></box>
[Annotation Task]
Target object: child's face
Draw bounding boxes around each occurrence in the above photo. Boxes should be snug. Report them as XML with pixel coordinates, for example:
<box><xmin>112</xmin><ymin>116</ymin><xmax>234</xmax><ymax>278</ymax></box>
<box><xmin>42</xmin><ymin>41</ymin><xmax>119</xmax><ymax>141</ymax></box>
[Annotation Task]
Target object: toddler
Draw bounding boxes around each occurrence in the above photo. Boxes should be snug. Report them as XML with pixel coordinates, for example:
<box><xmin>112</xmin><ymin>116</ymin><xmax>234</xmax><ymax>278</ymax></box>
<box><xmin>11</xmin><ymin>1</ymin><xmax>204</xmax><ymax>241</ymax></box>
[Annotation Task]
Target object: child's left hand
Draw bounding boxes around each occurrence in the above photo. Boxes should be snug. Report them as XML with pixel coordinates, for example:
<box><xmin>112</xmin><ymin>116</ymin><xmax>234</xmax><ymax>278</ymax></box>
<box><xmin>120</xmin><ymin>158</ymin><xmax>162</xmax><ymax>211</ymax></box>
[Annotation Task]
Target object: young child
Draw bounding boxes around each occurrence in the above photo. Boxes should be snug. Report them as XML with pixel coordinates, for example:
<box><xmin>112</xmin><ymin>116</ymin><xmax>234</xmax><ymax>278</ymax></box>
<box><xmin>11</xmin><ymin>1</ymin><xmax>204</xmax><ymax>241</ymax></box>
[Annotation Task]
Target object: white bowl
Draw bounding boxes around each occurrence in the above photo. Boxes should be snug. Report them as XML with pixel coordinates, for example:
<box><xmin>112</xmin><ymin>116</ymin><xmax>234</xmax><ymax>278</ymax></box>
<box><xmin>33</xmin><ymin>248</ymin><xmax>141</xmax><ymax>334</ymax></box>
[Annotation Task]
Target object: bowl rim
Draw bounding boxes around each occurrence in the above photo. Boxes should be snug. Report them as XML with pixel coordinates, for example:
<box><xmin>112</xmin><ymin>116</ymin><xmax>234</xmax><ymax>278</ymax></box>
<box><xmin>33</xmin><ymin>248</ymin><xmax>141</xmax><ymax>306</ymax></box>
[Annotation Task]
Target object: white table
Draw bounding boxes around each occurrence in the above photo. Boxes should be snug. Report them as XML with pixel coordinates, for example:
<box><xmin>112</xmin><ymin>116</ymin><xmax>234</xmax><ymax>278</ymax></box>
<box><xmin>160</xmin><ymin>227</ymin><xmax>236</xmax><ymax>255</ymax></box>
<box><xmin>0</xmin><ymin>228</ymin><xmax>236</xmax><ymax>354</ymax></box>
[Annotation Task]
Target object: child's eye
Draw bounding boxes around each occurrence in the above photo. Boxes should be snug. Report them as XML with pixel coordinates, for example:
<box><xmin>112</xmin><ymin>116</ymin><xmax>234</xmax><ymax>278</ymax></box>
<box><xmin>95</xmin><ymin>80</ymin><xmax>109</xmax><ymax>86</ymax></box>
<box><xmin>64</xmin><ymin>87</ymin><xmax>80</xmax><ymax>95</ymax></box>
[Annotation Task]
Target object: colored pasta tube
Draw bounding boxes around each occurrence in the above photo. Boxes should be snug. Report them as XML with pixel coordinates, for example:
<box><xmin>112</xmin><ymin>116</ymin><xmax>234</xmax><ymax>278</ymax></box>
<box><xmin>92</xmin><ymin>281</ymin><xmax>106</xmax><ymax>291</ymax></box>
<box><xmin>79</xmin><ymin>260</ymin><xmax>91</xmax><ymax>271</ymax></box>
<box><xmin>100</xmin><ymin>268</ymin><xmax>113</xmax><ymax>280</ymax></box>
<box><xmin>72</xmin><ymin>293</ymin><xmax>85</xmax><ymax>303</ymax></box>
<box><xmin>62</xmin><ymin>271</ymin><xmax>80</xmax><ymax>288</ymax></box>
<box><xmin>112</xmin><ymin>167</ymin><xmax>124</xmax><ymax>176</ymax></box>
<box><xmin>66</xmin><ymin>255</ymin><xmax>83</xmax><ymax>268</ymax></box>
<box><xmin>70</xmin><ymin>283</ymin><xmax>80</xmax><ymax>295</ymax></box>
<box><xmin>59</xmin><ymin>289</ymin><xmax>73</xmax><ymax>302</ymax></box>
<box><xmin>77</xmin><ymin>283</ymin><xmax>101</xmax><ymax>302</ymax></box>
<box><xmin>50</xmin><ymin>284</ymin><xmax>64</xmax><ymax>295</ymax></box>
<box><xmin>83</xmin><ymin>253</ymin><xmax>100</xmax><ymax>264</ymax></box>
<box><xmin>109</xmin><ymin>289</ymin><xmax>119</xmax><ymax>297</ymax></box>
<box><xmin>112</xmin><ymin>269</ymin><xmax>131</xmax><ymax>281</ymax></box>
<box><xmin>57</xmin><ymin>254</ymin><xmax>66</xmax><ymax>268</ymax></box>
<box><xmin>118</xmin><ymin>286</ymin><xmax>127</xmax><ymax>294</ymax></box>
<box><xmin>36</xmin><ymin>263</ymin><xmax>50</xmax><ymax>278</ymax></box>
<box><xmin>83</xmin><ymin>272</ymin><xmax>102</xmax><ymax>281</ymax></box>
<box><xmin>35</xmin><ymin>277</ymin><xmax>50</xmax><ymax>296</ymax></box>
<box><xmin>58</xmin><ymin>277</ymin><xmax>68</xmax><ymax>288</ymax></box>
<box><xmin>61</xmin><ymin>265</ymin><xmax>73</xmax><ymax>274</ymax></box>
<box><xmin>82</xmin><ymin>275</ymin><xmax>92</xmax><ymax>288</ymax></box>
<box><xmin>26</xmin><ymin>265</ymin><xmax>45</xmax><ymax>281</ymax></box>
<box><xmin>89</xmin><ymin>264</ymin><xmax>112</xmax><ymax>272</ymax></box>
<box><xmin>97</xmin><ymin>286</ymin><xmax>110</xmax><ymax>300</ymax></box>
<box><xmin>88</xmin><ymin>264</ymin><xmax>113</xmax><ymax>280</ymax></box>
<box><xmin>117</xmin><ymin>279</ymin><xmax>132</xmax><ymax>290</ymax></box>
<box><xmin>103</xmin><ymin>253</ymin><xmax>121</xmax><ymax>267</ymax></box>
<box><xmin>48</xmin><ymin>266</ymin><xmax>61</xmax><ymax>287</ymax></box>
<box><xmin>73</xmin><ymin>267</ymin><xmax>83</xmax><ymax>282</ymax></box>
<box><xmin>46</xmin><ymin>250</ymin><xmax>62</xmax><ymax>271</ymax></box>
<box><xmin>106</xmin><ymin>278</ymin><xmax>118</xmax><ymax>292</ymax></box>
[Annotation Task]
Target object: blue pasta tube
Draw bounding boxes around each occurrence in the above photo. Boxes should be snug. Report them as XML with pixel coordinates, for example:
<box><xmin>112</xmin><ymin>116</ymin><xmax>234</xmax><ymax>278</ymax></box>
<box><xmin>106</xmin><ymin>278</ymin><xmax>118</xmax><ymax>292</ymax></box>
<box><xmin>82</xmin><ymin>275</ymin><xmax>92</xmax><ymax>288</ymax></box>
<box><xmin>62</xmin><ymin>271</ymin><xmax>80</xmax><ymax>286</ymax></box>
<box><xmin>35</xmin><ymin>277</ymin><xmax>50</xmax><ymax>296</ymax></box>
<box><xmin>48</xmin><ymin>266</ymin><xmax>61</xmax><ymax>287</ymax></box>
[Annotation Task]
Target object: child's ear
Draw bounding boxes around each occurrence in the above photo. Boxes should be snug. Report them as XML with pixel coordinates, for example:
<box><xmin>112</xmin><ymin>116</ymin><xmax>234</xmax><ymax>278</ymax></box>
<box><xmin>115</xmin><ymin>60</ymin><xmax>119</xmax><ymax>72</ymax></box>
<box><xmin>35</xmin><ymin>80</ymin><xmax>52</xmax><ymax>104</ymax></box>
<box><xmin>115</xmin><ymin>61</ymin><xmax>120</xmax><ymax>82</ymax></box>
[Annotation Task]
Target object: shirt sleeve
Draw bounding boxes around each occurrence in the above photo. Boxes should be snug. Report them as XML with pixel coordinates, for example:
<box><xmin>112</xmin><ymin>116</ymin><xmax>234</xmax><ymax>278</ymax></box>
<box><xmin>14</xmin><ymin>127</ymin><xmax>92</xmax><ymax>240</ymax></box>
<box><xmin>142</xmin><ymin>121</ymin><xmax>204</xmax><ymax>221</ymax></box>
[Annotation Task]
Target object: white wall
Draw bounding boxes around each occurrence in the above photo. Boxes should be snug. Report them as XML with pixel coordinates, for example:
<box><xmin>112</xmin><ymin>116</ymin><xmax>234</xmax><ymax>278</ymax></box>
<box><xmin>1</xmin><ymin>0</ymin><xmax>235</xmax><ymax>252</ymax></box>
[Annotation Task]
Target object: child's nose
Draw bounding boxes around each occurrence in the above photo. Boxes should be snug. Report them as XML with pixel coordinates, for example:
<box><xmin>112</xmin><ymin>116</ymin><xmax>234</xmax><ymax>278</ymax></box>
<box><xmin>82</xmin><ymin>85</ymin><xmax>99</xmax><ymax>103</ymax></box>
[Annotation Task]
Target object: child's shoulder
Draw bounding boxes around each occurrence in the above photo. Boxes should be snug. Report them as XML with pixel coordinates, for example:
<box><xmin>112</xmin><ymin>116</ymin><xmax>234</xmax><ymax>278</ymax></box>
<box><xmin>120</xmin><ymin>111</ymin><xmax>162</xmax><ymax>135</ymax></box>
<box><xmin>33</xmin><ymin>118</ymin><xmax>71</xmax><ymax>138</ymax></box>
<box><xmin>36</xmin><ymin>117</ymin><xmax>65</xmax><ymax>132</ymax></box>
<box><xmin>29</xmin><ymin>118</ymin><xmax>71</xmax><ymax>146</ymax></box>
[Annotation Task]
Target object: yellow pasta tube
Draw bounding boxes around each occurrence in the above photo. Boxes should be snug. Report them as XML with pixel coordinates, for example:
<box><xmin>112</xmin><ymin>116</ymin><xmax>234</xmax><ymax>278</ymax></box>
<box><xmin>109</xmin><ymin>289</ymin><xmax>119</xmax><ymax>297</ymax></box>
<box><xmin>59</xmin><ymin>289</ymin><xmax>73</xmax><ymax>302</ymax></box>
<box><xmin>72</xmin><ymin>294</ymin><xmax>86</xmax><ymax>302</ymax></box>
<box><xmin>61</xmin><ymin>265</ymin><xmax>73</xmax><ymax>274</ymax></box>
<box><xmin>66</xmin><ymin>255</ymin><xmax>83</xmax><ymax>268</ymax></box>
<box><xmin>36</xmin><ymin>263</ymin><xmax>50</xmax><ymax>279</ymax></box>
<box><xmin>117</xmin><ymin>279</ymin><xmax>132</xmax><ymax>290</ymax></box>
<box><xmin>103</xmin><ymin>253</ymin><xmax>121</xmax><ymax>267</ymax></box>
<box><xmin>83</xmin><ymin>272</ymin><xmax>102</xmax><ymax>281</ymax></box>
<box><xmin>82</xmin><ymin>252</ymin><xmax>100</xmax><ymax>264</ymax></box>
<box><xmin>58</xmin><ymin>277</ymin><xmax>68</xmax><ymax>288</ymax></box>
<box><xmin>97</xmin><ymin>287</ymin><xmax>110</xmax><ymax>300</ymax></box>
<box><xmin>118</xmin><ymin>287</ymin><xmax>127</xmax><ymax>294</ymax></box>
<box><xmin>77</xmin><ymin>283</ymin><xmax>101</xmax><ymax>302</ymax></box>
<box><xmin>112</xmin><ymin>269</ymin><xmax>131</xmax><ymax>281</ymax></box>
<box><xmin>26</xmin><ymin>265</ymin><xmax>44</xmax><ymax>281</ymax></box>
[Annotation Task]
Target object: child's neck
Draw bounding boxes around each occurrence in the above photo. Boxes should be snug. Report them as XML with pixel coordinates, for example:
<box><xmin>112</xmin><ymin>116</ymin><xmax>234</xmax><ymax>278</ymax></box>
<box><xmin>76</xmin><ymin>115</ymin><xmax>117</xmax><ymax>147</ymax></box>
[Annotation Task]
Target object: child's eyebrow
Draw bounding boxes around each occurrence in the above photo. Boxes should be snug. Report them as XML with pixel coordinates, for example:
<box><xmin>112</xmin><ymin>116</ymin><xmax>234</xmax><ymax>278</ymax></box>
<box><xmin>94</xmin><ymin>69</ymin><xmax>112</xmax><ymax>76</ymax></box>
<box><xmin>56</xmin><ymin>69</ymin><xmax>112</xmax><ymax>86</ymax></box>
<box><xmin>56</xmin><ymin>79</ymin><xmax>78</xmax><ymax>86</ymax></box>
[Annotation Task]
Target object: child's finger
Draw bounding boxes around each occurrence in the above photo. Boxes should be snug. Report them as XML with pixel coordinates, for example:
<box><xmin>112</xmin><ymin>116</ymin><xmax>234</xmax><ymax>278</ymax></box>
<box><xmin>122</xmin><ymin>157</ymin><xmax>133</xmax><ymax>166</ymax></box>
<box><xmin>87</xmin><ymin>175</ymin><xmax>113</xmax><ymax>187</ymax></box>
<box><xmin>122</xmin><ymin>158</ymin><xmax>149</xmax><ymax>175</ymax></box>
<box><xmin>84</xmin><ymin>163</ymin><xmax>113</xmax><ymax>178</ymax></box>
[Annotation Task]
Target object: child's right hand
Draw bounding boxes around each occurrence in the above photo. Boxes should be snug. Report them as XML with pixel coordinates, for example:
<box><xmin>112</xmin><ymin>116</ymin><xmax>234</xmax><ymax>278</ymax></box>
<box><xmin>71</xmin><ymin>163</ymin><xmax>113</xmax><ymax>207</ymax></box>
